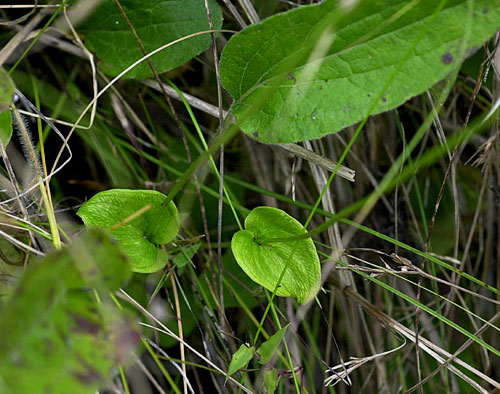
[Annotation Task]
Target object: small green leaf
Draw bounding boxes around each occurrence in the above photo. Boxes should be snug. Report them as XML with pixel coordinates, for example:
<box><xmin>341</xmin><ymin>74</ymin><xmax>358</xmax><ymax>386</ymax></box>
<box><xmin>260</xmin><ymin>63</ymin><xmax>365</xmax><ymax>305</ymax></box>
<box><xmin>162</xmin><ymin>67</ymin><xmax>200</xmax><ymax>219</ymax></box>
<box><xmin>0</xmin><ymin>67</ymin><xmax>14</xmax><ymax>153</ymax></box>
<box><xmin>231</xmin><ymin>207</ymin><xmax>320</xmax><ymax>304</ymax></box>
<box><xmin>257</xmin><ymin>325</ymin><xmax>289</xmax><ymax>364</ymax></box>
<box><xmin>226</xmin><ymin>344</ymin><xmax>255</xmax><ymax>382</ymax></box>
<box><xmin>220</xmin><ymin>0</ymin><xmax>500</xmax><ymax>143</ymax></box>
<box><xmin>173</xmin><ymin>243</ymin><xmax>200</xmax><ymax>269</ymax></box>
<box><xmin>0</xmin><ymin>68</ymin><xmax>15</xmax><ymax>112</ymax></box>
<box><xmin>0</xmin><ymin>230</ymin><xmax>139</xmax><ymax>394</ymax></box>
<box><xmin>79</xmin><ymin>0</ymin><xmax>223</xmax><ymax>79</ymax></box>
<box><xmin>263</xmin><ymin>369</ymin><xmax>278</xmax><ymax>394</ymax></box>
<box><xmin>77</xmin><ymin>189</ymin><xmax>179</xmax><ymax>273</ymax></box>
<box><xmin>0</xmin><ymin>110</ymin><xmax>12</xmax><ymax>154</ymax></box>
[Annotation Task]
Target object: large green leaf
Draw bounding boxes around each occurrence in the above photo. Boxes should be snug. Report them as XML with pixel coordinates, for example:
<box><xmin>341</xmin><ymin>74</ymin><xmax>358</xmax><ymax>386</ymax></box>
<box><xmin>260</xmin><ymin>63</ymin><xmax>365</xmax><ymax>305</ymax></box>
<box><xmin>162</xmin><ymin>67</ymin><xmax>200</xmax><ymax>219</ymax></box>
<box><xmin>0</xmin><ymin>110</ymin><xmax>12</xmax><ymax>151</ymax></box>
<box><xmin>0</xmin><ymin>230</ymin><xmax>138</xmax><ymax>394</ymax></box>
<box><xmin>0</xmin><ymin>67</ymin><xmax>14</xmax><ymax>151</ymax></box>
<box><xmin>79</xmin><ymin>0</ymin><xmax>223</xmax><ymax>78</ymax></box>
<box><xmin>231</xmin><ymin>207</ymin><xmax>321</xmax><ymax>304</ymax></box>
<box><xmin>220</xmin><ymin>0</ymin><xmax>500</xmax><ymax>143</ymax></box>
<box><xmin>77</xmin><ymin>189</ymin><xmax>179</xmax><ymax>273</ymax></box>
<box><xmin>0</xmin><ymin>68</ymin><xmax>14</xmax><ymax>113</ymax></box>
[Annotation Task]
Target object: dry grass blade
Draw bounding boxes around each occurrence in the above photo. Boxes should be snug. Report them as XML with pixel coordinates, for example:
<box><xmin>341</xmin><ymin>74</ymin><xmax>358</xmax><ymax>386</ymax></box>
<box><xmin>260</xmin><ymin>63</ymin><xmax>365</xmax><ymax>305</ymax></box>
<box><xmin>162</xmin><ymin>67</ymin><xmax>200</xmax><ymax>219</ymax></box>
<box><xmin>0</xmin><ymin>227</ymin><xmax>44</xmax><ymax>256</ymax></box>
<box><xmin>117</xmin><ymin>288</ymin><xmax>254</xmax><ymax>394</ymax></box>
<box><xmin>277</xmin><ymin>143</ymin><xmax>355</xmax><ymax>182</ymax></box>
<box><xmin>324</xmin><ymin>338</ymin><xmax>406</xmax><ymax>387</ymax></box>
<box><xmin>143</xmin><ymin>337</ymin><xmax>196</xmax><ymax>394</ymax></box>
<box><xmin>0</xmin><ymin>0</ymin><xmax>39</xmax><ymax>26</ymax></box>
<box><xmin>0</xmin><ymin>90</ymin><xmax>73</xmax><ymax>207</ymax></box>
<box><xmin>131</xmin><ymin>352</ymin><xmax>168</xmax><ymax>394</ymax></box>
<box><xmin>337</xmin><ymin>280</ymin><xmax>500</xmax><ymax>392</ymax></box>
<box><xmin>405</xmin><ymin>310</ymin><xmax>500</xmax><ymax>394</ymax></box>
<box><xmin>48</xmin><ymin>29</ymin><xmax>234</xmax><ymax>177</ymax></box>
<box><xmin>0</xmin><ymin>5</ymin><xmax>46</xmax><ymax>64</ymax></box>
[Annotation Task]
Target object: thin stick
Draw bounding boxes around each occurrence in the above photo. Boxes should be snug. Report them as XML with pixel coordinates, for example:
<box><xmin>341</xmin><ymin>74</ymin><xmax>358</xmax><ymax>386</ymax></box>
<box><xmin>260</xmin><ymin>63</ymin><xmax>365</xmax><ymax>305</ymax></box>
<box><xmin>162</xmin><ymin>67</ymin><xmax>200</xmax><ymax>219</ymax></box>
<box><xmin>204</xmin><ymin>0</ymin><xmax>228</xmax><ymax>346</ymax></box>
<box><xmin>220</xmin><ymin>0</ymin><xmax>247</xmax><ymax>28</ymax></box>
<box><xmin>143</xmin><ymin>79</ymin><xmax>356</xmax><ymax>182</ymax></box>
<box><xmin>0</xmin><ymin>0</ymin><xmax>38</xmax><ymax>26</ymax></box>
<box><xmin>0</xmin><ymin>137</ymin><xmax>37</xmax><ymax>248</ymax></box>
<box><xmin>277</xmin><ymin>143</ymin><xmax>355</xmax><ymax>182</ymax></box>
<box><xmin>46</xmin><ymin>29</ymin><xmax>232</xmax><ymax>193</ymax></box>
<box><xmin>110</xmin><ymin>203</ymin><xmax>152</xmax><ymax>230</ymax></box>
<box><xmin>168</xmin><ymin>263</ymin><xmax>188</xmax><ymax>394</ymax></box>
<box><xmin>117</xmin><ymin>288</ymin><xmax>254</xmax><ymax>394</ymax></box>
<box><xmin>0</xmin><ymin>6</ymin><xmax>46</xmax><ymax>65</ymax></box>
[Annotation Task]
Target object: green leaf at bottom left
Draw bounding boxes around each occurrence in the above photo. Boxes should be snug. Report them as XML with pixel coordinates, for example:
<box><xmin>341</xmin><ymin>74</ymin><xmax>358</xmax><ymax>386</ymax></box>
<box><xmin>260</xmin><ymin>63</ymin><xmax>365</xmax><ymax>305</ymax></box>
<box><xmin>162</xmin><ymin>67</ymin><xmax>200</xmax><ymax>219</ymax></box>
<box><xmin>0</xmin><ymin>230</ymin><xmax>139</xmax><ymax>394</ymax></box>
<box><xmin>0</xmin><ymin>109</ymin><xmax>12</xmax><ymax>151</ymax></box>
<box><xmin>0</xmin><ymin>67</ymin><xmax>14</xmax><ymax>151</ymax></box>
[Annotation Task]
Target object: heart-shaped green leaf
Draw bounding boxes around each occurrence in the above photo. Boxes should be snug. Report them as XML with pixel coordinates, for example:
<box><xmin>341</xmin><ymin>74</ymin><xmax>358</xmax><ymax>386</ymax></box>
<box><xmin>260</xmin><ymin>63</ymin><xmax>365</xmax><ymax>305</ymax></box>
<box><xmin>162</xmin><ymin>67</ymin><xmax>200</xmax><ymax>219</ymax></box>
<box><xmin>220</xmin><ymin>0</ymin><xmax>500</xmax><ymax>143</ymax></box>
<box><xmin>79</xmin><ymin>0</ymin><xmax>223</xmax><ymax>79</ymax></box>
<box><xmin>231</xmin><ymin>207</ymin><xmax>320</xmax><ymax>304</ymax></box>
<box><xmin>77</xmin><ymin>189</ymin><xmax>179</xmax><ymax>273</ymax></box>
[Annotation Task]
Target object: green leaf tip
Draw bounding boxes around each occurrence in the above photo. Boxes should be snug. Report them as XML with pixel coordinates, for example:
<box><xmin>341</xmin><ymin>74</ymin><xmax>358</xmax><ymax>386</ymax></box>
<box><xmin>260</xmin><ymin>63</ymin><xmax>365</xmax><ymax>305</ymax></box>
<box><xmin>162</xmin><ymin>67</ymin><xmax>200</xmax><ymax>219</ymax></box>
<box><xmin>257</xmin><ymin>325</ymin><xmax>289</xmax><ymax>364</ymax></box>
<box><xmin>220</xmin><ymin>0</ymin><xmax>500</xmax><ymax>143</ymax></box>
<box><xmin>0</xmin><ymin>109</ymin><xmax>12</xmax><ymax>151</ymax></box>
<box><xmin>77</xmin><ymin>189</ymin><xmax>179</xmax><ymax>273</ymax></box>
<box><xmin>226</xmin><ymin>344</ymin><xmax>255</xmax><ymax>382</ymax></box>
<box><xmin>231</xmin><ymin>207</ymin><xmax>321</xmax><ymax>304</ymax></box>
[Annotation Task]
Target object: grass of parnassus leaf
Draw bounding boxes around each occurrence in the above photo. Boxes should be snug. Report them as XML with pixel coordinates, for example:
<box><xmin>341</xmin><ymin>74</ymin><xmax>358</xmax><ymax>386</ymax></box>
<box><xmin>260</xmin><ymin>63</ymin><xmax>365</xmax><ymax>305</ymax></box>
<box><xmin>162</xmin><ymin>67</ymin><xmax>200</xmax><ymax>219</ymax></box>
<box><xmin>0</xmin><ymin>1</ymin><xmax>499</xmax><ymax>393</ymax></box>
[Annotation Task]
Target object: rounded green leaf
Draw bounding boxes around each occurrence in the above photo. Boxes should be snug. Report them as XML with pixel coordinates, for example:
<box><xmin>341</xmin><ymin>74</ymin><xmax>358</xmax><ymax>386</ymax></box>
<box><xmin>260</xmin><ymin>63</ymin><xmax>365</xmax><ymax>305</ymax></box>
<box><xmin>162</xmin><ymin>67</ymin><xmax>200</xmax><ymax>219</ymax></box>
<box><xmin>231</xmin><ymin>207</ymin><xmax>320</xmax><ymax>304</ymax></box>
<box><xmin>77</xmin><ymin>189</ymin><xmax>179</xmax><ymax>273</ymax></box>
<box><xmin>79</xmin><ymin>0</ymin><xmax>223</xmax><ymax>79</ymax></box>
